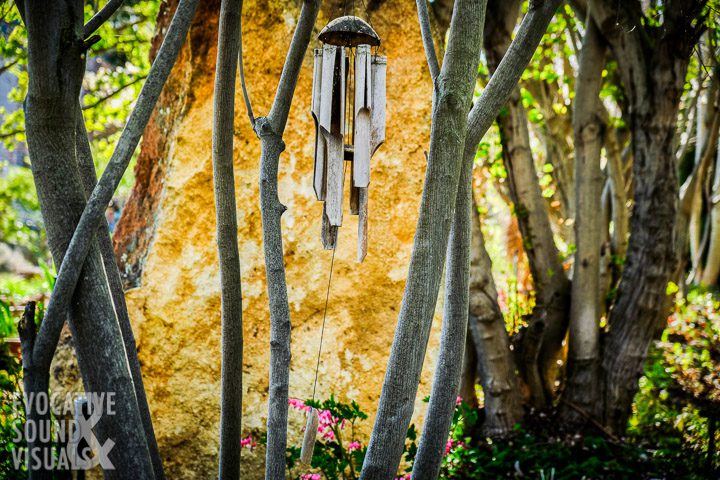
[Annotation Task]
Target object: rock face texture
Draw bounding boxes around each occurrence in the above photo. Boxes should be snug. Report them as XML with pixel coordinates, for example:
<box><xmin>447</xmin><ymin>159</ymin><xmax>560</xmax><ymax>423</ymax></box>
<box><xmin>115</xmin><ymin>0</ymin><xmax>444</xmax><ymax>476</ymax></box>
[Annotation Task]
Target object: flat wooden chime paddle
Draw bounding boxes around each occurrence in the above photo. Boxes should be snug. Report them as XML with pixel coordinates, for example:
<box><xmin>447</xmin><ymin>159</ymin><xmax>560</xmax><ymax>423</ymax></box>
<box><xmin>300</xmin><ymin>15</ymin><xmax>387</xmax><ymax>466</ymax></box>
<box><xmin>311</xmin><ymin>15</ymin><xmax>387</xmax><ymax>262</ymax></box>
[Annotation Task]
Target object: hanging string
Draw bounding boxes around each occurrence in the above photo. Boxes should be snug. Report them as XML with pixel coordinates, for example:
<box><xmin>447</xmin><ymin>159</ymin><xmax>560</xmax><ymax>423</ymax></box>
<box><xmin>311</xmin><ymin>161</ymin><xmax>347</xmax><ymax>402</ymax></box>
<box><xmin>311</xmin><ymin>241</ymin><xmax>336</xmax><ymax>402</ymax></box>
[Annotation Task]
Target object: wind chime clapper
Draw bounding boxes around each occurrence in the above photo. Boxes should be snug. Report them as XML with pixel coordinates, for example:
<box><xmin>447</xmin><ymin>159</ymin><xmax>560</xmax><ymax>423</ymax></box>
<box><xmin>311</xmin><ymin>15</ymin><xmax>387</xmax><ymax>262</ymax></box>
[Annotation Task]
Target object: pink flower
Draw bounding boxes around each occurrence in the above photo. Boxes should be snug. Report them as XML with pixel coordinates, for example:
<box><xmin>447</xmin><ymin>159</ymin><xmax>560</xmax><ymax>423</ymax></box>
<box><xmin>301</xmin><ymin>475</ymin><xmax>321</xmax><ymax>480</ymax></box>
<box><xmin>445</xmin><ymin>439</ymin><xmax>466</xmax><ymax>454</ymax></box>
<box><xmin>347</xmin><ymin>441</ymin><xmax>361</xmax><ymax>452</ymax></box>
<box><xmin>288</xmin><ymin>398</ymin><xmax>311</xmax><ymax>412</ymax></box>
<box><xmin>394</xmin><ymin>475</ymin><xmax>411</xmax><ymax>480</ymax></box>
<box><xmin>240</xmin><ymin>435</ymin><xmax>256</xmax><ymax>449</ymax></box>
<box><xmin>456</xmin><ymin>396</ymin><xmax>463</xmax><ymax>406</ymax></box>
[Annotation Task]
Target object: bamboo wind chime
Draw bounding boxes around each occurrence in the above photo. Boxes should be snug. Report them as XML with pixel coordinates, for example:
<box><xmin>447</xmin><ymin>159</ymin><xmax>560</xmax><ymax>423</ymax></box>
<box><xmin>299</xmin><ymin>15</ymin><xmax>388</xmax><ymax>467</ymax></box>
<box><xmin>311</xmin><ymin>16</ymin><xmax>386</xmax><ymax>262</ymax></box>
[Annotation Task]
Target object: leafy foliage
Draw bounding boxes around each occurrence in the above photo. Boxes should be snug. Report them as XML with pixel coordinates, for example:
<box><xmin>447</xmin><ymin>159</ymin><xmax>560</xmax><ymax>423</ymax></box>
<box><xmin>286</xmin><ymin>396</ymin><xmax>414</xmax><ymax>480</ymax></box>
<box><xmin>0</xmin><ymin>342</ymin><xmax>24</xmax><ymax>478</ymax></box>
<box><xmin>629</xmin><ymin>289</ymin><xmax>720</xmax><ymax>471</ymax></box>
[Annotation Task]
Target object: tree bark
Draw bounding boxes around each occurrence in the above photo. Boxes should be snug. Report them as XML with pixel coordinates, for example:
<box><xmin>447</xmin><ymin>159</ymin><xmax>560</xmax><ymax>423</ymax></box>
<box><xmin>590</xmin><ymin>0</ymin><xmax>704</xmax><ymax>433</ymax></box>
<box><xmin>18</xmin><ymin>302</ymin><xmax>52</xmax><ymax>480</ymax></box>
<box><xmin>467</xmin><ymin>196</ymin><xmax>523</xmax><ymax>437</ymax></box>
<box><xmin>413</xmin><ymin>108</ymin><xmax>481</xmax><ymax>479</ymax></box>
<box><xmin>75</xmin><ymin>117</ymin><xmax>165</xmax><ymax>480</ymax></box>
<box><xmin>560</xmin><ymin>15</ymin><xmax>606</xmax><ymax>428</ymax></box>
<box><xmin>21</xmin><ymin>1</ymin><xmax>155</xmax><ymax>475</ymax></box>
<box><xmin>251</xmin><ymin>2</ymin><xmax>321</xmax><ymax>478</ymax></box>
<box><xmin>483</xmin><ymin>0</ymin><xmax>569</xmax><ymax>408</ymax></box>
<box><xmin>212</xmin><ymin>0</ymin><xmax>244</xmax><ymax>477</ymax></box>
<box><xmin>360</xmin><ymin>1</ymin><xmax>486</xmax><ymax>477</ymax></box>
<box><xmin>30</xmin><ymin>0</ymin><xmax>200</xmax><ymax>374</ymax></box>
<box><xmin>701</xmin><ymin>138</ymin><xmax>720</xmax><ymax>285</ymax></box>
<box><xmin>411</xmin><ymin>1</ymin><xmax>486</xmax><ymax>475</ymax></box>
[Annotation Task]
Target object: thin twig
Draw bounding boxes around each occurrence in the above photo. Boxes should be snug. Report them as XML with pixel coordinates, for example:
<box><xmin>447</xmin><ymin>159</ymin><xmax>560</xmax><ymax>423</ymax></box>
<box><xmin>83</xmin><ymin>0</ymin><xmax>125</xmax><ymax>38</ymax></box>
<box><xmin>563</xmin><ymin>400</ymin><xmax>621</xmax><ymax>443</ymax></box>
<box><xmin>0</xmin><ymin>129</ymin><xmax>24</xmax><ymax>139</ymax></box>
<box><xmin>416</xmin><ymin>0</ymin><xmax>440</xmax><ymax>80</ymax></box>
<box><xmin>238</xmin><ymin>2</ymin><xmax>255</xmax><ymax>127</ymax></box>
<box><xmin>0</xmin><ymin>57</ymin><xmax>19</xmax><ymax>76</ymax></box>
<box><xmin>81</xmin><ymin>75</ymin><xmax>147</xmax><ymax>110</ymax></box>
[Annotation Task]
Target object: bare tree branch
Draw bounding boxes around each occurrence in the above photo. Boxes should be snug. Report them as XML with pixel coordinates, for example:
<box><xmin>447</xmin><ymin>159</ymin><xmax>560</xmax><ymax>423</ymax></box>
<box><xmin>416</xmin><ymin>0</ymin><xmax>441</xmax><ymax>80</ymax></box>
<box><xmin>266</xmin><ymin>0</ymin><xmax>320</xmax><ymax>133</ymax></box>
<box><xmin>81</xmin><ymin>75</ymin><xmax>147</xmax><ymax>110</ymax></box>
<box><xmin>412</xmin><ymin>0</ymin><xmax>563</xmax><ymax>472</ymax></box>
<box><xmin>0</xmin><ymin>57</ymin><xmax>19</xmax><ymax>75</ymax></box>
<box><xmin>238</xmin><ymin>2</ymin><xmax>255</xmax><ymax>127</ymax></box>
<box><xmin>0</xmin><ymin>128</ymin><xmax>24</xmax><ymax>139</ymax></box>
<box><xmin>83</xmin><ymin>0</ymin><xmax>125</xmax><ymax>38</ymax></box>
<box><xmin>361</xmin><ymin>0</ymin><xmax>487</xmax><ymax>476</ymax></box>
<box><xmin>212</xmin><ymin>0</ymin><xmax>245</xmax><ymax>477</ymax></box>
<box><xmin>254</xmin><ymin>1</ymin><xmax>321</xmax><ymax>477</ymax></box>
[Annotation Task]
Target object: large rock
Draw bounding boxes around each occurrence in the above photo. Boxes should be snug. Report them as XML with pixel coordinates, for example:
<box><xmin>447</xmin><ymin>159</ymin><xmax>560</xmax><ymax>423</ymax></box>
<box><xmin>115</xmin><ymin>0</ymin><xmax>445</xmax><ymax>476</ymax></box>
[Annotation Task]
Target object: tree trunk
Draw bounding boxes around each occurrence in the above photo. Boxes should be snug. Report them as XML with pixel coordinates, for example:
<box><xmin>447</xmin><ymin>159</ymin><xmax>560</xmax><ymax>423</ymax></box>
<box><xmin>360</xmin><ymin>1</ymin><xmax>486</xmax><ymax>477</ymax></box>
<box><xmin>413</xmin><ymin>114</ymin><xmax>479</xmax><ymax>479</ymax></box>
<box><xmin>253</xmin><ymin>2</ymin><xmax>321</xmax><ymax>477</ymax></box>
<box><xmin>212</xmin><ymin>0</ymin><xmax>244</xmax><ymax>477</ymax></box>
<box><xmin>701</xmin><ymin>140</ymin><xmax>720</xmax><ymax>285</ymax></box>
<box><xmin>484</xmin><ymin>0</ymin><xmax>569</xmax><ymax>408</ymax></box>
<box><xmin>18</xmin><ymin>302</ymin><xmax>52</xmax><ymax>480</ymax></box>
<box><xmin>560</xmin><ymin>15</ymin><xmax>606</xmax><ymax>428</ymax></box>
<box><xmin>591</xmin><ymin>0</ymin><xmax>702</xmax><ymax>433</ymax></box>
<box><xmin>468</xmin><ymin>196</ymin><xmax>523</xmax><ymax>437</ymax></box>
<box><xmin>22</xmin><ymin>1</ymin><xmax>154</xmax><ymax>475</ymax></box>
<box><xmin>75</xmin><ymin>117</ymin><xmax>165</xmax><ymax>480</ymax></box>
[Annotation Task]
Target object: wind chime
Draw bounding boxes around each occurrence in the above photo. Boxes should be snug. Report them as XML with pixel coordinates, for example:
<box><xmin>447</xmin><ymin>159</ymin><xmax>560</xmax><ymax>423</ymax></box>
<box><xmin>300</xmin><ymin>14</ymin><xmax>388</xmax><ymax>466</ymax></box>
<box><xmin>311</xmin><ymin>15</ymin><xmax>387</xmax><ymax>262</ymax></box>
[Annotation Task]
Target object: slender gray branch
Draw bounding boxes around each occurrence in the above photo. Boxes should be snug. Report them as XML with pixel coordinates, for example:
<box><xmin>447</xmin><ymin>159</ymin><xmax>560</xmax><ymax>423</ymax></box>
<box><xmin>32</xmin><ymin>0</ymin><xmax>200</xmax><ymax>372</ymax></box>
<box><xmin>413</xmin><ymin>130</ymin><xmax>476</xmax><ymax>479</ymax></box>
<box><xmin>213</xmin><ymin>0</ymin><xmax>245</xmax><ymax>477</ymax></box>
<box><xmin>464</xmin><ymin>0</ymin><xmax>563</xmax><ymax>159</ymax></box>
<box><xmin>360</xmin><ymin>0</ymin><xmax>486</xmax><ymax>477</ymax></box>
<box><xmin>266</xmin><ymin>0</ymin><xmax>320</xmax><ymax>133</ymax></box>
<box><xmin>416</xmin><ymin>0</ymin><xmax>441</xmax><ymax>80</ymax></box>
<box><xmin>83</xmin><ymin>0</ymin><xmax>125</xmax><ymax>38</ymax></box>
<box><xmin>257</xmin><ymin>1</ymin><xmax>321</xmax><ymax>478</ymax></box>
<box><xmin>238</xmin><ymin>3</ymin><xmax>255</xmax><ymax>127</ymax></box>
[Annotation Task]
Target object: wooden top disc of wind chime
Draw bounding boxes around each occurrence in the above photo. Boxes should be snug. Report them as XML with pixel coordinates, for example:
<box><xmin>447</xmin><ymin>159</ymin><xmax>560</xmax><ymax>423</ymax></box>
<box><xmin>318</xmin><ymin>15</ymin><xmax>381</xmax><ymax>47</ymax></box>
<box><xmin>311</xmin><ymin>15</ymin><xmax>386</xmax><ymax>262</ymax></box>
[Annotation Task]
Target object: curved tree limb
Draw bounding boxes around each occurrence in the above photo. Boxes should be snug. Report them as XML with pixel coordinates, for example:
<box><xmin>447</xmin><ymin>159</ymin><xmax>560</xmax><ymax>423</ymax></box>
<box><xmin>416</xmin><ymin>0</ymin><xmax>441</xmax><ymax>80</ymax></box>
<box><xmin>237</xmin><ymin>2</ymin><xmax>255</xmax><ymax>127</ymax></box>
